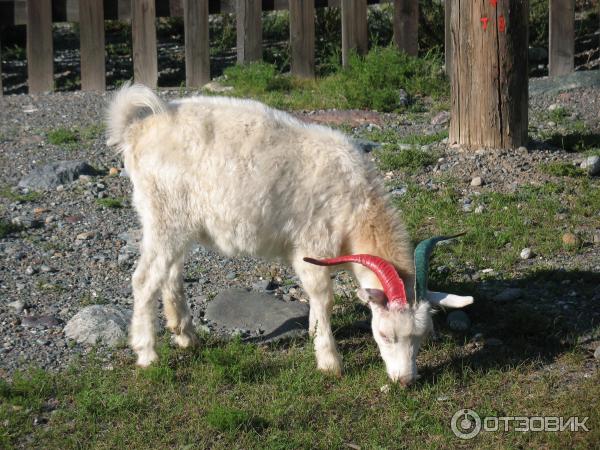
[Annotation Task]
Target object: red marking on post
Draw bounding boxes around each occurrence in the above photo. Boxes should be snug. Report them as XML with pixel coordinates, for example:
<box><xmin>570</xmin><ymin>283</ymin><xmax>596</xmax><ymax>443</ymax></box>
<box><xmin>480</xmin><ymin>17</ymin><xmax>489</xmax><ymax>31</ymax></box>
<box><xmin>498</xmin><ymin>15</ymin><xmax>506</xmax><ymax>33</ymax></box>
<box><xmin>490</xmin><ymin>0</ymin><xmax>497</xmax><ymax>6</ymax></box>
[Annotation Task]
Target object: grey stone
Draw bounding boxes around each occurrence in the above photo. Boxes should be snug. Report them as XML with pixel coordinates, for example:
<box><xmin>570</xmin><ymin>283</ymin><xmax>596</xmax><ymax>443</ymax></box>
<box><xmin>8</xmin><ymin>300</ymin><xmax>25</xmax><ymax>314</ymax></box>
<box><xmin>547</xmin><ymin>103</ymin><xmax>561</xmax><ymax>112</ymax></box>
<box><xmin>205</xmin><ymin>289</ymin><xmax>309</xmax><ymax>343</ymax></box>
<box><xmin>594</xmin><ymin>346</ymin><xmax>600</xmax><ymax>360</ymax></box>
<box><xmin>447</xmin><ymin>311</ymin><xmax>471</xmax><ymax>331</ymax></box>
<box><xmin>520</xmin><ymin>248</ymin><xmax>533</xmax><ymax>260</ymax></box>
<box><xmin>353</xmin><ymin>139</ymin><xmax>381</xmax><ymax>153</ymax></box>
<box><xmin>21</xmin><ymin>315</ymin><xmax>60</xmax><ymax>328</ymax></box>
<box><xmin>225</xmin><ymin>272</ymin><xmax>237</xmax><ymax>280</ymax></box>
<box><xmin>494</xmin><ymin>288</ymin><xmax>523</xmax><ymax>302</ymax></box>
<box><xmin>431</xmin><ymin>111</ymin><xmax>450</xmax><ymax>126</ymax></box>
<box><xmin>580</xmin><ymin>155</ymin><xmax>600</xmax><ymax>176</ymax></box>
<box><xmin>18</xmin><ymin>160</ymin><xmax>96</xmax><ymax>191</ymax></box>
<box><xmin>398</xmin><ymin>88</ymin><xmax>409</xmax><ymax>107</ymax></box>
<box><xmin>64</xmin><ymin>305</ymin><xmax>131</xmax><ymax>347</ymax></box>
<box><xmin>470</xmin><ymin>177</ymin><xmax>483</xmax><ymax>187</ymax></box>
<box><xmin>529</xmin><ymin>71</ymin><xmax>600</xmax><ymax>96</ymax></box>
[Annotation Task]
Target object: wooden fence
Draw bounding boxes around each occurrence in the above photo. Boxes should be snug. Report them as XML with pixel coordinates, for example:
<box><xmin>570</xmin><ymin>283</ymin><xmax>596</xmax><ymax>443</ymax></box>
<box><xmin>0</xmin><ymin>0</ymin><xmax>587</xmax><ymax>95</ymax></box>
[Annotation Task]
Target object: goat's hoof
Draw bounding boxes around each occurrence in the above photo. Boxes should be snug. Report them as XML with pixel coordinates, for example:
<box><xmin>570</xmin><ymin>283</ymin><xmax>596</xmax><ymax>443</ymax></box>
<box><xmin>317</xmin><ymin>353</ymin><xmax>343</xmax><ymax>377</ymax></box>
<box><xmin>173</xmin><ymin>331</ymin><xmax>200</xmax><ymax>349</ymax></box>
<box><xmin>136</xmin><ymin>350</ymin><xmax>158</xmax><ymax>367</ymax></box>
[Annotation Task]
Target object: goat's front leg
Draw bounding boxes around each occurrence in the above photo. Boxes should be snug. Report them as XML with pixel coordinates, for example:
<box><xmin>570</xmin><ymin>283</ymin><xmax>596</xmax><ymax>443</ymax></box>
<box><xmin>293</xmin><ymin>256</ymin><xmax>342</xmax><ymax>376</ymax></box>
<box><xmin>162</xmin><ymin>255</ymin><xmax>199</xmax><ymax>349</ymax></box>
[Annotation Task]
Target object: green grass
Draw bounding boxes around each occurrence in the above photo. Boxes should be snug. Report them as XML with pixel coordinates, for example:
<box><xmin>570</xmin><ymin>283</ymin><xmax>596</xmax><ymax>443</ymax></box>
<box><xmin>1</xmin><ymin>333</ymin><xmax>598</xmax><ymax>449</ymax></box>
<box><xmin>376</xmin><ymin>146</ymin><xmax>438</xmax><ymax>172</ymax></box>
<box><xmin>95</xmin><ymin>197</ymin><xmax>124</xmax><ymax>209</ymax></box>
<box><xmin>391</xmin><ymin>178</ymin><xmax>600</xmax><ymax>272</ymax></box>
<box><xmin>540</xmin><ymin>162</ymin><xmax>585</xmax><ymax>177</ymax></box>
<box><xmin>221</xmin><ymin>46</ymin><xmax>448</xmax><ymax>112</ymax></box>
<box><xmin>0</xmin><ymin>219</ymin><xmax>22</xmax><ymax>238</ymax></box>
<box><xmin>47</xmin><ymin>128</ymin><xmax>79</xmax><ymax>147</ymax></box>
<box><xmin>0</xmin><ymin>186</ymin><xmax>41</xmax><ymax>203</ymax></box>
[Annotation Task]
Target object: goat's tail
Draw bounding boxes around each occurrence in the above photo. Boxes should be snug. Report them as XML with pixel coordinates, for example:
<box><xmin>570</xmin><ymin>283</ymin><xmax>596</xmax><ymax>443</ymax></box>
<box><xmin>106</xmin><ymin>81</ymin><xmax>167</xmax><ymax>149</ymax></box>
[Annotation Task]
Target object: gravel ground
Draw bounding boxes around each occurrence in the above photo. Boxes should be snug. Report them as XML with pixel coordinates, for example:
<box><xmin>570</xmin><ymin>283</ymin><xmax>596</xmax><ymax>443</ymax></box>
<box><xmin>1</xmin><ymin>76</ymin><xmax>599</xmax><ymax>376</ymax></box>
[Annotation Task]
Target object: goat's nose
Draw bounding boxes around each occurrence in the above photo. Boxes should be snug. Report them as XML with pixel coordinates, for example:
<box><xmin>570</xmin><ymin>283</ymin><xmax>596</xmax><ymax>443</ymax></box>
<box><xmin>398</xmin><ymin>374</ymin><xmax>415</xmax><ymax>387</ymax></box>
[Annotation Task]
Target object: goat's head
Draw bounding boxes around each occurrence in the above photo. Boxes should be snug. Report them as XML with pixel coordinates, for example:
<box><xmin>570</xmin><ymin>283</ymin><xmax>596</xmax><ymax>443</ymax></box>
<box><xmin>304</xmin><ymin>234</ymin><xmax>473</xmax><ymax>385</ymax></box>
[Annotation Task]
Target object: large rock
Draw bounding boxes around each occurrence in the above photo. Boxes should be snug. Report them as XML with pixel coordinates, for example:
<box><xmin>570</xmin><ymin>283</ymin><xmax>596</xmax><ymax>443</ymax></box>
<box><xmin>18</xmin><ymin>160</ymin><xmax>96</xmax><ymax>190</ymax></box>
<box><xmin>64</xmin><ymin>305</ymin><xmax>131</xmax><ymax>346</ymax></box>
<box><xmin>205</xmin><ymin>289</ymin><xmax>309</xmax><ymax>343</ymax></box>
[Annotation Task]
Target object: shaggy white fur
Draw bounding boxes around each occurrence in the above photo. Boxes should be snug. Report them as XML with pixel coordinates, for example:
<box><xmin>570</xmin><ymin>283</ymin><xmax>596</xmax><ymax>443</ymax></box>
<box><xmin>106</xmin><ymin>83</ymin><xmax>469</xmax><ymax>383</ymax></box>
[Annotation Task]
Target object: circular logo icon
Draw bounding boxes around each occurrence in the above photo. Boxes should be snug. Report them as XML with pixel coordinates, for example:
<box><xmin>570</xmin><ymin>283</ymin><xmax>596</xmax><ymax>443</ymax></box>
<box><xmin>451</xmin><ymin>409</ymin><xmax>482</xmax><ymax>439</ymax></box>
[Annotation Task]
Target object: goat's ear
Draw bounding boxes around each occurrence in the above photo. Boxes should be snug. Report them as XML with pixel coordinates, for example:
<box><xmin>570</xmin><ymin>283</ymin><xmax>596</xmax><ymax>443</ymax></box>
<box><xmin>357</xmin><ymin>288</ymin><xmax>388</xmax><ymax>307</ymax></box>
<box><xmin>427</xmin><ymin>291</ymin><xmax>474</xmax><ymax>308</ymax></box>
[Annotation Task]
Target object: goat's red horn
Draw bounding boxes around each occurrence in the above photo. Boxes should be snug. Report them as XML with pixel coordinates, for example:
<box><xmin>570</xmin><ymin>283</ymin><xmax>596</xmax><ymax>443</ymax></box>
<box><xmin>303</xmin><ymin>254</ymin><xmax>407</xmax><ymax>307</ymax></box>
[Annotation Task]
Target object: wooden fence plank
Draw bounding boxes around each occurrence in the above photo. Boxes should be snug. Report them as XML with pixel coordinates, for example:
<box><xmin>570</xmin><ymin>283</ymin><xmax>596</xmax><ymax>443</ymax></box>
<box><xmin>289</xmin><ymin>0</ymin><xmax>315</xmax><ymax>77</ymax></box>
<box><xmin>118</xmin><ymin>0</ymin><xmax>131</xmax><ymax>21</ymax></box>
<box><xmin>0</xmin><ymin>34</ymin><xmax>3</xmax><ymax>95</ymax></box>
<box><xmin>549</xmin><ymin>0</ymin><xmax>574</xmax><ymax>76</ymax></box>
<box><xmin>132</xmin><ymin>0</ymin><xmax>158</xmax><ymax>87</ymax></box>
<box><xmin>79</xmin><ymin>0</ymin><xmax>105</xmax><ymax>91</ymax></box>
<box><xmin>341</xmin><ymin>0</ymin><xmax>367</xmax><ymax>67</ymax></box>
<box><xmin>393</xmin><ymin>0</ymin><xmax>418</xmax><ymax>56</ymax></box>
<box><xmin>184</xmin><ymin>0</ymin><xmax>210</xmax><ymax>87</ymax></box>
<box><xmin>236</xmin><ymin>0</ymin><xmax>262</xmax><ymax>63</ymax></box>
<box><xmin>27</xmin><ymin>0</ymin><xmax>54</xmax><ymax>93</ymax></box>
<box><xmin>444</xmin><ymin>0</ymin><xmax>451</xmax><ymax>77</ymax></box>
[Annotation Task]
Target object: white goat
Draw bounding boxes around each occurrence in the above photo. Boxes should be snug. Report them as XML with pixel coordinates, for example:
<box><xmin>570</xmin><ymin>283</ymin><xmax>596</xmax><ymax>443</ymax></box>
<box><xmin>107</xmin><ymin>83</ymin><xmax>472</xmax><ymax>385</ymax></box>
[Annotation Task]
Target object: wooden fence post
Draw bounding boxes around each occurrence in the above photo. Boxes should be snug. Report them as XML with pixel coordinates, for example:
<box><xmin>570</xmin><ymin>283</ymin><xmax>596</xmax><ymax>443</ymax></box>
<box><xmin>27</xmin><ymin>0</ymin><xmax>54</xmax><ymax>93</ymax></box>
<box><xmin>289</xmin><ymin>0</ymin><xmax>315</xmax><ymax>78</ymax></box>
<box><xmin>549</xmin><ymin>0</ymin><xmax>574</xmax><ymax>76</ymax></box>
<box><xmin>184</xmin><ymin>0</ymin><xmax>210</xmax><ymax>87</ymax></box>
<box><xmin>132</xmin><ymin>0</ymin><xmax>158</xmax><ymax>88</ymax></box>
<box><xmin>341</xmin><ymin>0</ymin><xmax>368</xmax><ymax>67</ymax></box>
<box><xmin>449</xmin><ymin>0</ymin><xmax>529</xmax><ymax>150</ymax></box>
<box><xmin>236</xmin><ymin>0</ymin><xmax>262</xmax><ymax>63</ymax></box>
<box><xmin>393</xmin><ymin>0</ymin><xmax>418</xmax><ymax>56</ymax></box>
<box><xmin>79</xmin><ymin>0</ymin><xmax>105</xmax><ymax>91</ymax></box>
<box><xmin>444</xmin><ymin>0</ymin><xmax>452</xmax><ymax>77</ymax></box>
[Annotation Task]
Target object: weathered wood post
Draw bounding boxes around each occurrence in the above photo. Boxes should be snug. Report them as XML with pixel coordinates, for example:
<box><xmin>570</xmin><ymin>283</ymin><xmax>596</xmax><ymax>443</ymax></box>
<box><xmin>449</xmin><ymin>0</ymin><xmax>529</xmax><ymax>150</ymax></box>
<box><xmin>549</xmin><ymin>0</ymin><xmax>575</xmax><ymax>76</ymax></box>
<box><xmin>132</xmin><ymin>0</ymin><xmax>158</xmax><ymax>88</ymax></box>
<box><xmin>236</xmin><ymin>0</ymin><xmax>262</xmax><ymax>63</ymax></box>
<box><xmin>79</xmin><ymin>0</ymin><xmax>106</xmax><ymax>91</ymax></box>
<box><xmin>290</xmin><ymin>0</ymin><xmax>315</xmax><ymax>78</ymax></box>
<box><xmin>183</xmin><ymin>0</ymin><xmax>210</xmax><ymax>87</ymax></box>
<box><xmin>27</xmin><ymin>0</ymin><xmax>54</xmax><ymax>93</ymax></box>
<box><xmin>341</xmin><ymin>0</ymin><xmax>368</xmax><ymax>67</ymax></box>
<box><xmin>393</xmin><ymin>0</ymin><xmax>418</xmax><ymax>56</ymax></box>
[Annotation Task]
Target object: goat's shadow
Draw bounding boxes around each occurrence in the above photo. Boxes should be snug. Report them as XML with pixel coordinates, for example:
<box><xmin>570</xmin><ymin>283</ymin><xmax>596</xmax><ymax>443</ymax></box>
<box><xmin>334</xmin><ymin>268</ymin><xmax>600</xmax><ymax>381</ymax></box>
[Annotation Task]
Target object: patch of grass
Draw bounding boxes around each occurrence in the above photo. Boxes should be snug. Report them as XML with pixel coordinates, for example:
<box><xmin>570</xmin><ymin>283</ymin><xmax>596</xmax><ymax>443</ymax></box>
<box><xmin>362</xmin><ymin>128</ymin><xmax>448</xmax><ymax>146</ymax></box>
<box><xmin>96</xmin><ymin>197</ymin><xmax>124</xmax><ymax>209</ymax></box>
<box><xmin>393</xmin><ymin>178</ymin><xmax>600</xmax><ymax>271</ymax></box>
<box><xmin>47</xmin><ymin>128</ymin><xmax>79</xmax><ymax>147</ymax></box>
<box><xmin>80</xmin><ymin>124</ymin><xmax>105</xmax><ymax>141</ymax></box>
<box><xmin>376</xmin><ymin>146</ymin><xmax>438</xmax><ymax>172</ymax></box>
<box><xmin>206</xmin><ymin>405</ymin><xmax>268</xmax><ymax>433</ymax></box>
<box><xmin>0</xmin><ymin>219</ymin><xmax>22</xmax><ymax>238</ymax></box>
<box><xmin>222</xmin><ymin>46</ymin><xmax>448</xmax><ymax>112</ymax></box>
<box><xmin>0</xmin><ymin>186</ymin><xmax>41</xmax><ymax>202</ymax></box>
<box><xmin>1</xmin><ymin>333</ymin><xmax>598</xmax><ymax>449</ymax></box>
<box><xmin>540</xmin><ymin>162</ymin><xmax>585</xmax><ymax>177</ymax></box>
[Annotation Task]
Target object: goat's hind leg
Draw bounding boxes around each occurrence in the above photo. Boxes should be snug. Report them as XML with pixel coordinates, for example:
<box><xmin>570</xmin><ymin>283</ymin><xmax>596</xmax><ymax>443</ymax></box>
<box><xmin>130</xmin><ymin>233</ymin><xmax>186</xmax><ymax>367</ymax></box>
<box><xmin>162</xmin><ymin>255</ymin><xmax>199</xmax><ymax>349</ymax></box>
